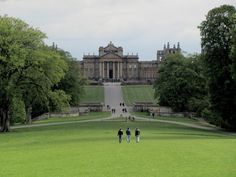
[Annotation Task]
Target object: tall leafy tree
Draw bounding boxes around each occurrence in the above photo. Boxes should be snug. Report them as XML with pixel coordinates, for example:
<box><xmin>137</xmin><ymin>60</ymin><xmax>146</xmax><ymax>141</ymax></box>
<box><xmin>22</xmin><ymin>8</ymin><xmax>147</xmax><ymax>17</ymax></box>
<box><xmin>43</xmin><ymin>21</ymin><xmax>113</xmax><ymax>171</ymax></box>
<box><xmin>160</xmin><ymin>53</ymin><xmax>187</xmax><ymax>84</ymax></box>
<box><xmin>0</xmin><ymin>16</ymin><xmax>69</xmax><ymax>132</ymax></box>
<box><xmin>199</xmin><ymin>5</ymin><xmax>236</xmax><ymax>130</ymax></box>
<box><xmin>154</xmin><ymin>54</ymin><xmax>208</xmax><ymax>114</ymax></box>
<box><xmin>231</xmin><ymin>15</ymin><xmax>236</xmax><ymax>82</ymax></box>
<box><xmin>55</xmin><ymin>49</ymin><xmax>86</xmax><ymax>106</ymax></box>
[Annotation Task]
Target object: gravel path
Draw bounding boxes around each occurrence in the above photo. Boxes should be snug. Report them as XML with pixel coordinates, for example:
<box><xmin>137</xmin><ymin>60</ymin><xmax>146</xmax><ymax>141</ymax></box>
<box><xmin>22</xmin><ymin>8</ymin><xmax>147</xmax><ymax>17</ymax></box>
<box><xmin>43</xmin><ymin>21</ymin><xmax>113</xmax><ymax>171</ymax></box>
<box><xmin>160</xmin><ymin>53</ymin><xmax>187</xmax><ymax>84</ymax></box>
<box><xmin>12</xmin><ymin>116</ymin><xmax>234</xmax><ymax>135</ymax></box>
<box><xmin>12</xmin><ymin>117</ymin><xmax>113</xmax><ymax>129</ymax></box>
<box><xmin>12</xmin><ymin>115</ymin><xmax>236</xmax><ymax>135</ymax></box>
<box><xmin>134</xmin><ymin>116</ymin><xmax>219</xmax><ymax>131</ymax></box>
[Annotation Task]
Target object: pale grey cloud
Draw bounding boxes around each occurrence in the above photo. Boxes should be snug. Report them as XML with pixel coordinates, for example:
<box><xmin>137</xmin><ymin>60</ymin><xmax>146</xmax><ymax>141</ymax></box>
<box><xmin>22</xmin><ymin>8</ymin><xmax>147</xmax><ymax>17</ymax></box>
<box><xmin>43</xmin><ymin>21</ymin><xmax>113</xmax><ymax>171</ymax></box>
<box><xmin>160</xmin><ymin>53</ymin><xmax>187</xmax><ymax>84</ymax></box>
<box><xmin>1</xmin><ymin>0</ymin><xmax>235</xmax><ymax>60</ymax></box>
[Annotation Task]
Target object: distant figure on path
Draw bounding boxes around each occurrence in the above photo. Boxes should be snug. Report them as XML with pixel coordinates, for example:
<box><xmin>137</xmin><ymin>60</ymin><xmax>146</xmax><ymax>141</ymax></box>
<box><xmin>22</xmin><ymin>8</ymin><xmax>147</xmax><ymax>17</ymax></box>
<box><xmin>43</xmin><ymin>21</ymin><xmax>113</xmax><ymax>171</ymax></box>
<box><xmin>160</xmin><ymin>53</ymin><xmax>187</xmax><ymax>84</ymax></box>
<box><xmin>135</xmin><ymin>128</ymin><xmax>140</xmax><ymax>143</ymax></box>
<box><xmin>126</xmin><ymin>128</ymin><xmax>131</xmax><ymax>143</ymax></box>
<box><xmin>111</xmin><ymin>108</ymin><xmax>116</xmax><ymax>114</ymax></box>
<box><xmin>117</xmin><ymin>128</ymin><xmax>123</xmax><ymax>143</ymax></box>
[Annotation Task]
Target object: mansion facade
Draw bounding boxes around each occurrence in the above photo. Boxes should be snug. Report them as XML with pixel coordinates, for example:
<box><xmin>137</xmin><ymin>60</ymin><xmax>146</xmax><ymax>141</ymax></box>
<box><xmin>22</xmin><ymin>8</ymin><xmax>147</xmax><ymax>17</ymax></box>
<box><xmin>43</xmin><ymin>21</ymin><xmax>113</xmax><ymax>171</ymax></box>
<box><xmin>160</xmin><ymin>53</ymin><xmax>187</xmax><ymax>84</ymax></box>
<box><xmin>80</xmin><ymin>42</ymin><xmax>181</xmax><ymax>83</ymax></box>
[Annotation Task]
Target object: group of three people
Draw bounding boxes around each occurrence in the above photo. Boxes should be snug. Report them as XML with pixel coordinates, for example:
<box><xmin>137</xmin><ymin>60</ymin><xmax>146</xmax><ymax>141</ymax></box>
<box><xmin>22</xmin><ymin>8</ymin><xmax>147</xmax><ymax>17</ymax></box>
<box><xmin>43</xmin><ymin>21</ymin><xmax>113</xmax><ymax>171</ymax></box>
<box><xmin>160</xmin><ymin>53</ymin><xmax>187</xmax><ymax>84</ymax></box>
<box><xmin>117</xmin><ymin>128</ymin><xmax>140</xmax><ymax>143</ymax></box>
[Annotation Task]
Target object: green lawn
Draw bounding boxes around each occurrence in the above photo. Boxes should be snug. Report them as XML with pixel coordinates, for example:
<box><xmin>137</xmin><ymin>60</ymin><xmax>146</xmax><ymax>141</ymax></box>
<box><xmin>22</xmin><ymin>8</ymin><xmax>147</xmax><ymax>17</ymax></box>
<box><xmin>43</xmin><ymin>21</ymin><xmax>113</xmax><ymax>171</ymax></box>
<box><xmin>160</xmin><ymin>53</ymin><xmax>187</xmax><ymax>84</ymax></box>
<box><xmin>1</xmin><ymin>119</ymin><xmax>235</xmax><ymax>177</ymax></box>
<box><xmin>32</xmin><ymin>112</ymin><xmax>111</xmax><ymax>124</ymax></box>
<box><xmin>122</xmin><ymin>85</ymin><xmax>157</xmax><ymax>106</ymax></box>
<box><xmin>80</xmin><ymin>85</ymin><xmax>104</xmax><ymax>103</ymax></box>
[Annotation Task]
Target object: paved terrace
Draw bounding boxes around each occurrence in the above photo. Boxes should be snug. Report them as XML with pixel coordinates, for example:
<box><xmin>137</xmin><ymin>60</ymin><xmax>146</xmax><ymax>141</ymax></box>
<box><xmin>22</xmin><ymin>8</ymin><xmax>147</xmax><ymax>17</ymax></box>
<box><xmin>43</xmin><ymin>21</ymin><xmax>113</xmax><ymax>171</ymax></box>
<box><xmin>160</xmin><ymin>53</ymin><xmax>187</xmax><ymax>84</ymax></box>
<box><xmin>104</xmin><ymin>82</ymin><xmax>130</xmax><ymax>118</ymax></box>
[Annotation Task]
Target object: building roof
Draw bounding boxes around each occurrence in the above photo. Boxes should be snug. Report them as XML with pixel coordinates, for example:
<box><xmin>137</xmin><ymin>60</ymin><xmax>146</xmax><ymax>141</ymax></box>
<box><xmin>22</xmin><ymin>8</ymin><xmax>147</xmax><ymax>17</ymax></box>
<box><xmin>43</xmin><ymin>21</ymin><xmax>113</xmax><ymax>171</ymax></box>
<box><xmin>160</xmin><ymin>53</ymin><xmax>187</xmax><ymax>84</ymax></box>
<box><xmin>83</xmin><ymin>42</ymin><xmax>139</xmax><ymax>60</ymax></box>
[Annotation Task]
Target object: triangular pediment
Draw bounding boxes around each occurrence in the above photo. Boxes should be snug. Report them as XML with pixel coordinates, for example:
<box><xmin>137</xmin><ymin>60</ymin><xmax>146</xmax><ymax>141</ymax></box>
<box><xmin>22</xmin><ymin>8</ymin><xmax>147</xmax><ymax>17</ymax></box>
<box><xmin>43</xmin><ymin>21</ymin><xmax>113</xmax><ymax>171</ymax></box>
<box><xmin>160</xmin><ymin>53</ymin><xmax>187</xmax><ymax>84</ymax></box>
<box><xmin>100</xmin><ymin>53</ymin><xmax>122</xmax><ymax>59</ymax></box>
<box><xmin>104</xmin><ymin>45</ymin><xmax>118</xmax><ymax>51</ymax></box>
<box><xmin>104</xmin><ymin>43</ymin><xmax>118</xmax><ymax>53</ymax></box>
<box><xmin>104</xmin><ymin>41</ymin><xmax>118</xmax><ymax>52</ymax></box>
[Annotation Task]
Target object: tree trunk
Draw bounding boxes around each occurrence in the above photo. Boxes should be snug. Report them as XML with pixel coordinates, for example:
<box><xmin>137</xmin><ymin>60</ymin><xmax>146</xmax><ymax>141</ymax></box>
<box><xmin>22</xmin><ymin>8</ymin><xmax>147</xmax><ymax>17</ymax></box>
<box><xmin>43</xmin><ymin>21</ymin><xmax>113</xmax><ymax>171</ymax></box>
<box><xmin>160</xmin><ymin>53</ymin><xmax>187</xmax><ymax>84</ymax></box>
<box><xmin>26</xmin><ymin>106</ymin><xmax>32</xmax><ymax>124</ymax></box>
<box><xmin>0</xmin><ymin>109</ymin><xmax>10</xmax><ymax>132</ymax></box>
<box><xmin>0</xmin><ymin>109</ymin><xmax>3</xmax><ymax>129</ymax></box>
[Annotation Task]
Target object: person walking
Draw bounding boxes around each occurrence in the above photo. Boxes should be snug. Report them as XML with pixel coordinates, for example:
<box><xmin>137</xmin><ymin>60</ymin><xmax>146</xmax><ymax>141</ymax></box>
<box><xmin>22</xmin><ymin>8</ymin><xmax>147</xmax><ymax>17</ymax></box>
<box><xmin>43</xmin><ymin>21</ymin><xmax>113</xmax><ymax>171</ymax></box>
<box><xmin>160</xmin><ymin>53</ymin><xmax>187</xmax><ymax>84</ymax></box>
<box><xmin>135</xmin><ymin>128</ymin><xmax>140</xmax><ymax>143</ymax></box>
<box><xmin>117</xmin><ymin>128</ymin><xmax>123</xmax><ymax>143</ymax></box>
<box><xmin>152</xmin><ymin>112</ymin><xmax>155</xmax><ymax>118</ymax></box>
<box><xmin>126</xmin><ymin>128</ymin><xmax>131</xmax><ymax>143</ymax></box>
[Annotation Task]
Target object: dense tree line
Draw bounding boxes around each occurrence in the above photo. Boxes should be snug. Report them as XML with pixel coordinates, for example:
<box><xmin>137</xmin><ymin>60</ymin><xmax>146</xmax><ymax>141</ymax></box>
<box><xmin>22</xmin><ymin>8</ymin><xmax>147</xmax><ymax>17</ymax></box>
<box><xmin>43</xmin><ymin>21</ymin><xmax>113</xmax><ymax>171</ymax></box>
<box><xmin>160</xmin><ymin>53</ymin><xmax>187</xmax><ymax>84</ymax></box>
<box><xmin>154</xmin><ymin>54</ymin><xmax>209</xmax><ymax>116</ymax></box>
<box><xmin>0</xmin><ymin>16</ymin><xmax>85</xmax><ymax>132</ymax></box>
<box><xmin>199</xmin><ymin>5</ymin><xmax>236</xmax><ymax>130</ymax></box>
<box><xmin>154</xmin><ymin>5</ymin><xmax>236</xmax><ymax>130</ymax></box>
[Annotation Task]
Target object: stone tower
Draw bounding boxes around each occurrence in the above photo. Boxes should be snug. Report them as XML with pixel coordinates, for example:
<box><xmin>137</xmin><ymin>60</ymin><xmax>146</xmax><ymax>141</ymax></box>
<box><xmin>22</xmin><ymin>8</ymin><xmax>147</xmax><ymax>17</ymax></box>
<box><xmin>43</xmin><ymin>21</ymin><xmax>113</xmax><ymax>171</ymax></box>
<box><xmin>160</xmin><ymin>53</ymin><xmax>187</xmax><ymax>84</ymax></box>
<box><xmin>157</xmin><ymin>42</ymin><xmax>181</xmax><ymax>62</ymax></box>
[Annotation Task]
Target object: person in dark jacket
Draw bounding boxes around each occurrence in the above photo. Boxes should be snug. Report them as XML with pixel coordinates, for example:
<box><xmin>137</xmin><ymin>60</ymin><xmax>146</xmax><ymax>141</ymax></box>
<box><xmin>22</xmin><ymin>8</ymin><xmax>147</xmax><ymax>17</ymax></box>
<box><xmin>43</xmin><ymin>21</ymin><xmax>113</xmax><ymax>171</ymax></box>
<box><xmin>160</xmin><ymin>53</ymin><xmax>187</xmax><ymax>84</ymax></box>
<box><xmin>126</xmin><ymin>128</ymin><xmax>131</xmax><ymax>143</ymax></box>
<box><xmin>117</xmin><ymin>128</ymin><xmax>123</xmax><ymax>143</ymax></box>
<box><xmin>135</xmin><ymin>128</ymin><xmax>140</xmax><ymax>143</ymax></box>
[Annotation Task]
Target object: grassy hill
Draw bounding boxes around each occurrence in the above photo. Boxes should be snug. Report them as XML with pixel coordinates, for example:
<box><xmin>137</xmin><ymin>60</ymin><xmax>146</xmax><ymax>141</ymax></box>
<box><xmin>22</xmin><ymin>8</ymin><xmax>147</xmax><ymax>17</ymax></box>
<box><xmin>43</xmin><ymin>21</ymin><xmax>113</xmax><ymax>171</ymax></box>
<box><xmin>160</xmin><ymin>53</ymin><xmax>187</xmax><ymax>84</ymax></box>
<box><xmin>122</xmin><ymin>85</ymin><xmax>157</xmax><ymax>106</ymax></box>
<box><xmin>80</xmin><ymin>85</ymin><xmax>104</xmax><ymax>103</ymax></box>
<box><xmin>1</xmin><ymin>119</ymin><xmax>235</xmax><ymax>177</ymax></box>
<box><xmin>80</xmin><ymin>85</ymin><xmax>156</xmax><ymax>106</ymax></box>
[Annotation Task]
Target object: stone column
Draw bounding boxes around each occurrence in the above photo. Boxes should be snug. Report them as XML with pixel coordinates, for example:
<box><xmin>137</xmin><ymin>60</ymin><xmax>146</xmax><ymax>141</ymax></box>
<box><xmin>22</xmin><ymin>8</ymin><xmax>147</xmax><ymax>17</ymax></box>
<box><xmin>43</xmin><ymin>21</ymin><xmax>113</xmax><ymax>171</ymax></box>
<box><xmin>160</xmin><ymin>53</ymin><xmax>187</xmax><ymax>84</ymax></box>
<box><xmin>107</xmin><ymin>62</ymin><xmax>109</xmax><ymax>79</ymax></box>
<box><xmin>117</xmin><ymin>62</ymin><xmax>120</xmax><ymax>79</ymax></box>
<box><xmin>113</xmin><ymin>62</ymin><xmax>115</xmax><ymax>79</ymax></box>
<box><xmin>99</xmin><ymin>62</ymin><xmax>102</xmax><ymax>79</ymax></box>
<box><xmin>120</xmin><ymin>62</ymin><xmax>123</xmax><ymax>79</ymax></box>
<box><xmin>102</xmin><ymin>62</ymin><xmax>104</xmax><ymax>79</ymax></box>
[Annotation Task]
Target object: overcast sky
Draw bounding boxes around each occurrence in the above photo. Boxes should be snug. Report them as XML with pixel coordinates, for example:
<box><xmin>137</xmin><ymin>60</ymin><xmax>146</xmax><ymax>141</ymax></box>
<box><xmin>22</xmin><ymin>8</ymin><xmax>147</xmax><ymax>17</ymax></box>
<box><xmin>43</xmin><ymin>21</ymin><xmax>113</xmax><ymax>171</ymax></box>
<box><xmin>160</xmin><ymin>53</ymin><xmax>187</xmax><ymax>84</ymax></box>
<box><xmin>0</xmin><ymin>0</ymin><xmax>235</xmax><ymax>60</ymax></box>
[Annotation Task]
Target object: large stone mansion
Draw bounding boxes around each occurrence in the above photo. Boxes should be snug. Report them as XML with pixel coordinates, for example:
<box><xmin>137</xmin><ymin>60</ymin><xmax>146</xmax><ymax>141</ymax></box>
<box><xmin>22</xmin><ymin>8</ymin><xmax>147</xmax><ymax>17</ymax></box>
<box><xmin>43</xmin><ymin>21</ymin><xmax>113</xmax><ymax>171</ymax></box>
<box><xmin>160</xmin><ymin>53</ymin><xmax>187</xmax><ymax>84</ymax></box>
<box><xmin>80</xmin><ymin>42</ymin><xmax>181</xmax><ymax>83</ymax></box>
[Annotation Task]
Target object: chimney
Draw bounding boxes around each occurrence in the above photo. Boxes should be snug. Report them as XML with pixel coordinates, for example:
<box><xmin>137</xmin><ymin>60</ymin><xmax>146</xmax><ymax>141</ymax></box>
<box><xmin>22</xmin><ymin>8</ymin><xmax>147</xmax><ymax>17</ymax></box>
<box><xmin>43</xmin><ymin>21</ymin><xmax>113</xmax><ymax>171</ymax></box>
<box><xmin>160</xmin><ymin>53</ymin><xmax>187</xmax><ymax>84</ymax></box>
<box><xmin>167</xmin><ymin>42</ymin><xmax>170</xmax><ymax>49</ymax></box>
<box><xmin>177</xmin><ymin>42</ymin><xmax>180</xmax><ymax>49</ymax></box>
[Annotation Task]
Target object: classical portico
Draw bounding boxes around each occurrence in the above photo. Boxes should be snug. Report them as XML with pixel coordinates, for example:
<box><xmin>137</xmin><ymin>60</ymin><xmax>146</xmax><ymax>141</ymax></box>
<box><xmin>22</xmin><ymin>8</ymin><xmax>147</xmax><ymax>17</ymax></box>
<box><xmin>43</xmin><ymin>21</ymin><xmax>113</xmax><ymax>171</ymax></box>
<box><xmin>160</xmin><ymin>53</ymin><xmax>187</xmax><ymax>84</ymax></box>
<box><xmin>99</xmin><ymin>61</ymin><xmax>123</xmax><ymax>79</ymax></box>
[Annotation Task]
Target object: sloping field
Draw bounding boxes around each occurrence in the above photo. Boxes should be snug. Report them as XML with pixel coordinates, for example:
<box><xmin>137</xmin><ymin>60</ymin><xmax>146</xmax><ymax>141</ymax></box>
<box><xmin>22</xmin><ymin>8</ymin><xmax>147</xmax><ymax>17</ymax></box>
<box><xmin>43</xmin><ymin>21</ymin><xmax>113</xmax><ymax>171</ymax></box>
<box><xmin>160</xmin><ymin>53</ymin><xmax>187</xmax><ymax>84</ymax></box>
<box><xmin>122</xmin><ymin>85</ymin><xmax>157</xmax><ymax>106</ymax></box>
<box><xmin>80</xmin><ymin>85</ymin><xmax>104</xmax><ymax>103</ymax></box>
